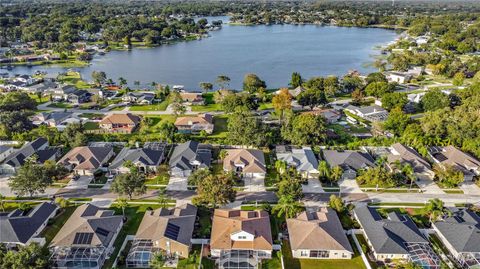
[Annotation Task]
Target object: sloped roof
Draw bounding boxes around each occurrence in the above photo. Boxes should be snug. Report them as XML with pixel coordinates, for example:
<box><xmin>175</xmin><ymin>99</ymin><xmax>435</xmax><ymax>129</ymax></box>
<box><xmin>99</xmin><ymin>113</ymin><xmax>140</xmax><ymax>125</ymax></box>
<box><xmin>432</xmin><ymin>145</ymin><xmax>480</xmax><ymax>175</ymax></box>
<box><xmin>433</xmin><ymin>209</ymin><xmax>480</xmax><ymax>253</ymax></box>
<box><xmin>110</xmin><ymin>147</ymin><xmax>164</xmax><ymax>170</ymax></box>
<box><xmin>322</xmin><ymin>150</ymin><xmax>375</xmax><ymax>171</ymax></box>
<box><xmin>50</xmin><ymin>204</ymin><xmax>123</xmax><ymax>248</ymax></box>
<box><xmin>174</xmin><ymin>114</ymin><xmax>213</xmax><ymax>126</ymax></box>
<box><xmin>210</xmin><ymin>209</ymin><xmax>273</xmax><ymax>251</ymax></box>
<box><xmin>169</xmin><ymin>141</ymin><xmax>211</xmax><ymax>171</ymax></box>
<box><xmin>388</xmin><ymin>143</ymin><xmax>431</xmax><ymax>173</ymax></box>
<box><xmin>58</xmin><ymin>146</ymin><xmax>113</xmax><ymax>170</ymax></box>
<box><xmin>0</xmin><ymin>202</ymin><xmax>58</xmax><ymax>244</ymax></box>
<box><xmin>135</xmin><ymin>204</ymin><xmax>197</xmax><ymax>246</ymax></box>
<box><xmin>3</xmin><ymin>138</ymin><xmax>49</xmax><ymax>167</ymax></box>
<box><xmin>354</xmin><ymin>206</ymin><xmax>427</xmax><ymax>255</ymax></box>
<box><xmin>223</xmin><ymin>149</ymin><xmax>266</xmax><ymax>174</ymax></box>
<box><xmin>287</xmin><ymin>208</ymin><xmax>353</xmax><ymax>252</ymax></box>
<box><xmin>276</xmin><ymin>146</ymin><xmax>319</xmax><ymax>173</ymax></box>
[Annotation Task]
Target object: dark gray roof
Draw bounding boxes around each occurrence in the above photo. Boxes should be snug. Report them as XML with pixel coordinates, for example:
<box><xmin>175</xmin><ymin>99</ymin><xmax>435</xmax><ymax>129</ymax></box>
<box><xmin>3</xmin><ymin>138</ymin><xmax>49</xmax><ymax>167</ymax></box>
<box><xmin>322</xmin><ymin>150</ymin><xmax>375</xmax><ymax>171</ymax></box>
<box><xmin>169</xmin><ymin>141</ymin><xmax>211</xmax><ymax>171</ymax></box>
<box><xmin>0</xmin><ymin>202</ymin><xmax>58</xmax><ymax>244</ymax></box>
<box><xmin>110</xmin><ymin>147</ymin><xmax>164</xmax><ymax>170</ymax></box>
<box><xmin>433</xmin><ymin>209</ymin><xmax>480</xmax><ymax>253</ymax></box>
<box><xmin>0</xmin><ymin>145</ymin><xmax>12</xmax><ymax>155</ymax></box>
<box><xmin>354</xmin><ymin>206</ymin><xmax>427</xmax><ymax>255</ymax></box>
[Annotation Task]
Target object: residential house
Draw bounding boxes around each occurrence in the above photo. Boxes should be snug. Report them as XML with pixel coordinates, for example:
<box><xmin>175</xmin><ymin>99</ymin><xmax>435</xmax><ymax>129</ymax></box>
<box><xmin>275</xmin><ymin>86</ymin><xmax>305</xmax><ymax>98</ymax></box>
<box><xmin>57</xmin><ymin>146</ymin><xmax>114</xmax><ymax>176</ymax></box>
<box><xmin>31</xmin><ymin>112</ymin><xmax>81</xmax><ymax>131</ymax></box>
<box><xmin>432</xmin><ymin>208</ymin><xmax>480</xmax><ymax>269</ymax></box>
<box><xmin>354</xmin><ymin>206</ymin><xmax>440</xmax><ymax>267</ymax></box>
<box><xmin>304</xmin><ymin>108</ymin><xmax>342</xmax><ymax>123</ymax></box>
<box><xmin>386</xmin><ymin>71</ymin><xmax>412</xmax><ymax>84</ymax></box>
<box><xmin>49</xmin><ymin>204</ymin><xmax>123</xmax><ymax>269</ymax></box>
<box><xmin>179</xmin><ymin>92</ymin><xmax>204</xmax><ymax>105</ymax></box>
<box><xmin>345</xmin><ymin>105</ymin><xmax>389</xmax><ymax>122</ymax></box>
<box><xmin>429</xmin><ymin>145</ymin><xmax>480</xmax><ymax>182</ymax></box>
<box><xmin>67</xmin><ymin>89</ymin><xmax>91</xmax><ymax>104</ymax></box>
<box><xmin>169</xmin><ymin>141</ymin><xmax>212</xmax><ymax>177</ymax></box>
<box><xmin>0</xmin><ymin>138</ymin><xmax>60</xmax><ymax>174</ymax></box>
<box><xmin>276</xmin><ymin>146</ymin><xmax>319</xmax><ymax>179</ymax></box>
<box><xmin>26</xmin><ymin>80</ymin><xmax>58</xmax><ymax>94</ymax></box>
<box><xmin>0</xmin><ymin>202</ymin><xmax>58</xmax><ymax>247</ymax></box>
<box><xmin>174</xmin><ymin>113</ymin><xmax>214</xmax><ymax>134</ymax></box>
<box><xmin>322</xmin><ymin>150</ymin><xmax>375</xmax><ymax>179</ymax></box>
<box><xmin>126</xmin><ymin>204</ymin><xmax>197</xmax><ymax>267</ymax></box>
<box><xmin>210</xmin><ymin>209</ymin><xmax>273</xmax><ymax>269</ymax></box>
<box><xmin>387</xmin><ymin>143</ymin><xmax>434</xmax><ymax>179</ymax></box>
<box><xmin>51</xmin><ymin>84</ymin><xmax>77</xmax><ymax>101</ymax></box>
<box><xmin>109</xmin><ymin>146</ymin><xmax>165</xmax><ymax>174</ymax></box>
<box><xmin>286</xmin><ymin>208</ymin><xmax>353</xmax><ymax>259</ymax></box>
<box><xmin>122</xmin><ymin>92</ymin><xmax>155</xmax><ymax>105</ymax></box>
<box><xmin>99</xmin><ymin>113</ymin><xmax>141</xmax><ymax>134</ymax></box>
<box><xmin>223</xmin><ymin>149</ymin><xmax>266</xmax><ymax>178</ymax></box>
<box><xmin>0</xmin><ymin>145</ymin><xmax>14</xmax><ymax>163</ymax></box>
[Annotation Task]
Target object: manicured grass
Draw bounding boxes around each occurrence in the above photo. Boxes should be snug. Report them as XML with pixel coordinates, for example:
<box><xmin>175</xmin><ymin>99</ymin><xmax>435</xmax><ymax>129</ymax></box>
<box><xmin>47</xmin><ymin>102</ymin><xmax>73</xmax><ymax>109</ymax></box>
<box><xmin>140</xmin><ymin>115</ymin><xmax>177</xmax><ymax>134</ymax></box>
<box><xmin>282</xmin><ymin>237</ymin><xmax>367</xmax><ymax>269</ymax></box>
<box><xmin>129</xmin><ymin>100</ymin><xmax>170</xmax><ymax>111</ymax></box>
<box><xmin>145</xmin><ymin>166</ymin><xmax>170</xmax><ymax>185</ymax></box>
<box><xmin>57</xmin><ymin>71</ymin><xmax>91</xmax><ymax>89</ymax></box>
<box><xmin>40</xmin><ymin>206</ymin><xmax>77</xmax><ymax>245</ymax></box>
<box><xmin>443</xmin><ymin>189</ymin><xmax>464</xmax><ymax>194</ymax></box>
<box><xmin>210</xmin><ymin>115</ymin><xmax>229</xmax><ymax>138</ymax></box>
<box><xmin>191</xmin><ymin>103</ymin><xmax>223</xmax><ymax>112</ymax></box>
<box><xmin>79</xmin><ymin>113</ymin><xmax>103</xmax><ymax>119</ymax></box>
<box><xmin>83</xmin><ymin>121</ymin><xmax>100</xmax><ymax>130</ymax></box>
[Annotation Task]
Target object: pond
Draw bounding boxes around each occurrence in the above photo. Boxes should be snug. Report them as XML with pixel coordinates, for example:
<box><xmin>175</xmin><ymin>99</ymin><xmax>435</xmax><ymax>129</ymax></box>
<box><xmin>6</xmin><ymin>16</ymin><xmax>398</xmax><ymax>90</ymax></box>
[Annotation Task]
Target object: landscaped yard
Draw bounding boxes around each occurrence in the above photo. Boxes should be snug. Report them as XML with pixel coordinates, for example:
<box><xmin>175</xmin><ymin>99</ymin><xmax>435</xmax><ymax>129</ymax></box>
<box><xmin>145</xmin><ymin>166</ymin><xmax>170</xmax><ymax>186</ymax></box>
<box><xmin>129</xmin><ymin>99</ymin><xmax>170</xmax><ymax>111</ymax></box>
<box><xmin>210</xmin><ymin>115</ymin><xmax>228</xmax><ymax>138</ymax></box>
<box><xmin>40</xmin><ymin>206</ymin><xmax>77</xmax><ymax>245</ymax></box>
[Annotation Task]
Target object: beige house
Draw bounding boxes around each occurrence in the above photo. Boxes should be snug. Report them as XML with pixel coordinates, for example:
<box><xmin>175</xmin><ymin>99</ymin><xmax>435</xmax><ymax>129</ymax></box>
<box><xmin>429</xmin><ymin>145</ymin><xmax>480</xmax><ymax>182</ymax></box>
<box><xmin>57</xmin><ymin>146</ymin><xmax>114</xmax><ymax>175</ymax></box>
<box><xmin>387</xmin><ymin>143</ymin><xmax>433</xmax><ymax>179</ymax></box>
<box><xmin>99</xmin><ymin>113</ymin><xmax>141</xmax><ymax>134</ymax></box>
<box><xmin>174</xmin><ymin>113</ymin><xmax>214</xmax><ymax>134</ymax></box>
<box><xmin>49</xmin><ymin>204</ymin><xmax>123</xmax><ymax>269</ymax></box>
<box><xmin>210</xmin><ymin>209</ymin><xmax>273</xmax><ymax>269</ymax></box>
<box><xmin>223</xmin><ymin>149</ymin><xmax>266</xmax><ymax>178</ymax></box>
<box><xmin>287</xmin><ymin>208</ymin><xmax>353</xmax><ymax>259</ymax></box>
<box><xmin>179</xmin><ymin>92</ymin><xmax>204</xmax><ymax>105</ymax></box>
<box><xmin>125</xmin><ymin>204</ymin><xmax>197</xmax><ymax>267</ymax></box>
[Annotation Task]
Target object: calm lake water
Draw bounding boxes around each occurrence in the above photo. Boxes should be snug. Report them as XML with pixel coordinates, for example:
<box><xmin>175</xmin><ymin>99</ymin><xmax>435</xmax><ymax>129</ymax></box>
<box><xmin>7</xmin><ymin>16</ymin><xmax>398</xmax><ymax>90</ymax></box>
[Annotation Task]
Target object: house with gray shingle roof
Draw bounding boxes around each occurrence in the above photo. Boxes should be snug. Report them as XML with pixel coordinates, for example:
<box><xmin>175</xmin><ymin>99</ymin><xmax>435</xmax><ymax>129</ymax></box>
<box><xmin>322</xmin><ymin>150</ymin><xmax>375</xmax><ymax>179</ymax></box>
<box><xmin>50</xmin><ymin>203</ymin><xmax>123</xmax><ymax>269</ymax></box>
<box><xmin>0</xmin><ymin>202</ymin><xmax>58</xmax><ymax>247</ymax></box>
<box><xmin>0</xmin><ymin>145</ymin><xmax>14</xmax><ymax>163</ymax></box>
<box><xmin>0</xmin><ymin>138</ymin><xmax>60</xmax><ymax>174</ymax></box>
<box><xmin>276</xmin><ymin>146</ymin><xmax>319</xmax><ymax>179</ymax></box>
<box><xmin>432</xmin><ymin>208</ymin><xmax>480</xmax><ymax>268</ymax></box>
<box><xmin>353</xmin><ymin>206</ymin><xmax>440</xmax><ymax>267</ymax></box>
<box><xmin>429</xmin><ymin>145</ymin><xmax>480</xmax><ymax>182</ymax></box>
<box><xmin>169</xmin><ymin>141</ymin><xmax>211</xmax><ymax>177</ymax></box>
<box><xmin>387</xmin><ymin>143</ymin><xmax>434</xmax><ymax>179</ymax></box>
<box><xmin>110</xmin><ymin>147</ymin><xmax>165</xmax><ymax>174</ymax></box>
<box><xmin>57</xmin><ymin>146</ymin><xmax>114</xmax><ymax>176</ymax></box>
<box><xmin>31</xmin><ymin>111</ymin><xmax>81</xmax><ymax>131</ymax></box>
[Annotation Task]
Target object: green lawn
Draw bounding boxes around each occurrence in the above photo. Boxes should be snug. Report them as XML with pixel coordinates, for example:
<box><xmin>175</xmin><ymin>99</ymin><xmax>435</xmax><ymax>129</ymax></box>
<box><xmin>47</xmin><ymin>102</ymin><xmax>73</xmax><ymax>109</ymax></box>
<box><xmin>282</xmin><ymin>237</ymin><xmax>367</xmax><ymax>269</ymax></box>
<box><xmin>57</xmin><ymin>71</ymin><xmax>91</xmax><ymax>89</ymax></box>
<box><xmin>83</xmin><ymin>121</ymin><xmax>100</xmax><ymax>131</ymax></box>
<box><xmin>259</xmin><ymin>102</ymin><xmax>274</xmax><ymax>110</ymax></box>
<box><xmin>40</xmin><ymin>206</ymin><xmax>77</xmax><ymax>245</ymax></box>
<box><xmin>130</xmin><ymin>100</ymin><xmax>170</xmax><ymax>111</ymax></box>
<box><xmin>210</xmin><ymin>115</ymin><xmax>228</xmax><ymax>138</ymax></box>
<box><xmin>140</xmin><ymin>115</ymin><xmax>177</xmax><ymax>134</ymax></box>
<box><xmin>78</xmin><ymin>113</ymin><xmax>103</xmax><ymax>119</ymax></box>
<box><xmin>145</xmin><ymin>166</ymin><xmax>170</xmax><ymax>185</ymax></box>
<box><xmin>191</xmin><ymin>103</ymin><xmax>223</xmax><ymax>112</ymax></box>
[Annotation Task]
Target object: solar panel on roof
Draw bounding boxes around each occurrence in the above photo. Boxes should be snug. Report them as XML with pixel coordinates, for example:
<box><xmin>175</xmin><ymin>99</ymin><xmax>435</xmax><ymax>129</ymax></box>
<box><xmin>73</xmin><ymin>232</ymin><xmax>94</xmax><ymax>245</ymax></box>
<box><xmin>454</xmin><ymin>216</ymin><xmax>465</xmax><ymax>223</ymax></box>
<box><xmin>96</xmin><ymin>227</ymin><xmax>110</xmax><ymax>237</ymax></box>
<box><xmin>164</xmin><ymin>223</ymin><xmax>180</xmax><ymax>240</ymax></box>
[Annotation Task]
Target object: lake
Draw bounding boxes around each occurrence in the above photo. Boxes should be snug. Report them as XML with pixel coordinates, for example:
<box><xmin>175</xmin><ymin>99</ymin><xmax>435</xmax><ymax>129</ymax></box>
<box><xmin>7</xmin><ymin>16</ymin><xmax>398</xmax><ymax>90</ymax></box>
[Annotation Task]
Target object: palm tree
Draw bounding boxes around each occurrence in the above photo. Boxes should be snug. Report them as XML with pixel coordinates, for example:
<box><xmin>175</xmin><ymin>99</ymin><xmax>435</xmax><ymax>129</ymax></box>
<box><xmin>318</xmin><ymin>160</ymin><xmax>330</xmax><ymax>182</ymax></box>
<box><xmin>275</xmin><ymin>160</ymin><xmax>287</xmax><ymax>175</ymax></box>
<box><xmin>118</xmin><ymin>77</ymin><xmax>127</xmax><ymax>88</ymax></box>
<box><xmin>424</xmin><ymin>198</ymin><xmax>450</xmax><ymax>223</ymax></box>
<box><xmin>158</xmin><ymin>189</ymin><xmax>169</xmax><ymax>208</ymax></box>
<box><xmin>272</xmin><ymin>195</ymin><xmax>303</xmax><ymax>219</ymax></box>
<box><xmin>117</xmin><ymin>198</ymin><xmax>128</xmax><ymax>217</ymax></box>
<box><xmin>199</xmin><ymin>82</ymin><xmax>213</xmax><ymax>94</ymax></box>
<box><xmin>330</xmin><ymin>166</ymin><xmax>343</xmax><ymax>185</ymax></box>
<box><xmin>401</xmin><ymin>163</ymin><xmax>416</xmax><ymax>190</ymax></box>
<box><xmin>216</xmin><ymin>75</ymin><xmax>230</xmax><ymax>89</ymax></box>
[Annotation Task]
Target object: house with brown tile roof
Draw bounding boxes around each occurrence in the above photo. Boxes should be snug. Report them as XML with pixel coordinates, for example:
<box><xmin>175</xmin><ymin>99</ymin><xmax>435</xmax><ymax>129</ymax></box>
<box><xmin>210</xmin><ymin>209</ymin><xmax>273</xmax><ymax>269</ymax></box>
<box><xmin>125</xmin><ymin>204</ymin><xmax>197</xmax><ymax>267</ymax></box>
<box><xmin>99</xmin><ymin>113</ymin><xmax>141</xmax><ymax>134</ymax></box>
<box><xmin>286</xmin><ymin>208</ymin><xmax>353</xmax><ymax>259</ymax></box>
<box><xmin>57</xmin><ymin>146</ymin><xmax>114</xmax><ymax>176</ymax></box>
<box><xmin>223</xmin><ymin>149</ymin><xmax>266</xmax><ymax>178</ymax></box>
<box><xmin>429</xmin><ymin>145</ymin><xmax>480</xmax><ymax>182</ymax></box>
<box><xmin>387</xmin><ymin>143</ymin><xmax>433</xmax><ymax>179</ymax></box>
<box><xmin>179</xmin><ymin>92</ymin><xmax>204</xmax><ymax>105</ymax></box>
<box><xmin>174</xmin><ymin>113</ymin><xmax>214</xmax><ymax>134</ymax></box>
<box><xmin>49</xmin><ymin>204</ymin><xmax>123</xmax><ymax>269</ymax></box>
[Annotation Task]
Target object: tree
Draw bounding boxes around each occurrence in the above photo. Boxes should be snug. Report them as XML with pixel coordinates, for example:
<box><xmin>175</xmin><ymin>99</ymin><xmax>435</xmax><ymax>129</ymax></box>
<box><xmin>275</xmin><ymin>160</ymin><xmax>288</xmax><ymax>175</ymax></box>
<box><xmin>351</xmin><ymin>88</ymin><xmax>364</xmax><ymax>105</ymax></box>
<box><xmin>290</xmin><ymin>72</ymin><xmax>303</xmax><ymax>88</ymax></box>
<box><xmin>272</xmin><ymin>88</ymin><xmax>292</xmax><ymax>120</ymax></box>
<box><xmin>278</xmin><ymin>178</ymin><xmax>303</xmax><ymax>200</ymax></box>
<box><xmin>118</xmin><ymin>77</ymin><xmax>127</xmax><ymax>88</ymax></box>
<box><xmin>243</xmin><ymin>73</ymin><xmax>266</xmax><ymax>93</ymax></box>
<box><xmin>111</xmin><ymin>169</ymin><xmax>147</xmax><ymax>200</ymax></box>
<box><xmin>150</xmin><ymin>253</ymin><xmax>165</xmax><ymax>269</ymax></box>
<box><xmin>281</xmin><ymin>113</ymin><xmax>326</xmax><ymax>145</ymax></box>
<box><xmin>364</xmin><ymin>82</ymin><xmax>394</xmax><ymax>98</ymax></box>
<box><xmin>384</xmin><ymin>106</ymin><xmax>411</xmax><ymax>136</ymax></box>
<box><xmin>330</xmin><ymin>166</ymin><xmax>343</xmax><ymax>185</ymax></box>
<box><xmin>297</xmin><ymin>89</ymin><xmax>327</xmax><ymax>109</ymax></box>
<box><xmin>62</xmin><ymin>123</ymin><xmax>84</xmax><ymax>147</ymax></box>
<box><xmin>187</xmin><ymin>169</ymin><xmax>212</xmax><ymax>186</ymax></box>
<box><xmin>227</xmin><ymin>108</ymin><xmax>267</xmax><ymax>147</ymax></box>
<box><xmin>453</xmin><ymin>72</ymin><xmax>465</xmax><ymax>86</ymax></box>
<box><xmin>323</xmin><ymin>76</ymin><xmax>340</xmax><ymax>96</ymax></box>
<box><xmin>424</xmin><ymin>198</ymin><xmax>450</xmax><ymax>223</ymax></box>
<box><xmin>381</xmin><ymin>92</ymin><xmax>408</xmax><ymax>111</ymax></box>
<box><xmin>0</xmin><ymin>92</ymin><xmax>37</xmax><ymax>111</ymax></box>
<box><xmin>0</xmin><ymin>243</ymin><xmax>50</xmax><ymax>269</ymax></box>
<box><xmin>366</xmin><ymin>72</ymin><xmax>388</xmax><ymax>84</ymax></box>
<box><xmin>157</xmin><ymin>122</ymin><xmax>176</xmax><ymax>143</ymax></box>
<box><xmin>199</xmin><ymin>82</ymin><xmax>213</xmax><ymax>94</ymax></box>
<box><xmin>433</xmin><ymin>164</ymin><xmax>464</xmax><ymax>188</ymax></box>
<box><xmin>216</xmin><ymin>75</ymin><xmax>231</xmax><ymax>89</ymax></box>
<box><xmin>157</xmin><ymin>189</ymin><xmax>169</xmax><ymax>208</ymax></box>
<box><xmin>329</xmin><ymin>194</ymin><xmax>345</xmax><ymax>212</ymax></box>
<box><xmin>91</xmin><ymin>71</ymin><xmax>106</xmax><ymax>86</ymax></box>
<box><xmin>318</xmin><ymin>161</ymin><xmax>331</xmax><ymax>181</ymax></box>
<box><xmin>193</xmin><ymin>174</ymin><xmax>236</xmax><ymax>208</ymax></box>
<box><xmin>342</xmin><ymin>75</ymin><xmax>364</xmax><ymax>93</ymax></box>
<box><xmin>421</xmin><ymin>89</ymin><xmax>450</xmax><ymax>112</ymax></box>
<box><xmin>272</xmin><ymin>195</ymin><xmax>303</xmax><ymax>218</ymax></box>
<box><xmin>8</xmin><ymin>158</ymin><xmax>52</xmax><ymax>197</ymax></box>
<box><xmin>117</xmin><ymin>198</ymin><xmax>128</xmax><ymax>216</ymax></box>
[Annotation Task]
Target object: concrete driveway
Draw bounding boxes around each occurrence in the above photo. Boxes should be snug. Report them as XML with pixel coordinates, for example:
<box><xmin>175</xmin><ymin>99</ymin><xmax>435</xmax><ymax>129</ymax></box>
<box><xmin>415</xmin><ymin>176</ymin><xmax>444</xmax><ymax>194</ymax></box>
<box><xmin>302</xmin><ymin>179</ymin><xmax>324</xmax><ymax>193</ymax></box>
<box><xmin>64</xmin><ymin>176</ymin><xmax>92</xmax><ymax>189</ymax></box>
<box><xmin>339</xmin><ymin>178</ymin><xmax>363</xmax><ymax>194</ymax></box>
<box><xmin>243</xmin><ymin>176</ymin><xmax>266</xmax><ymax>192</ymax></box>
<box><xmin>167</xmin><ymin>176</ymin><xmax>188</xmax><ymax>191</ymax></box>
<box><xmin>460</xmin><ymin>181</ymin><xmax>480</xmax><ymax>195</ymax></box>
